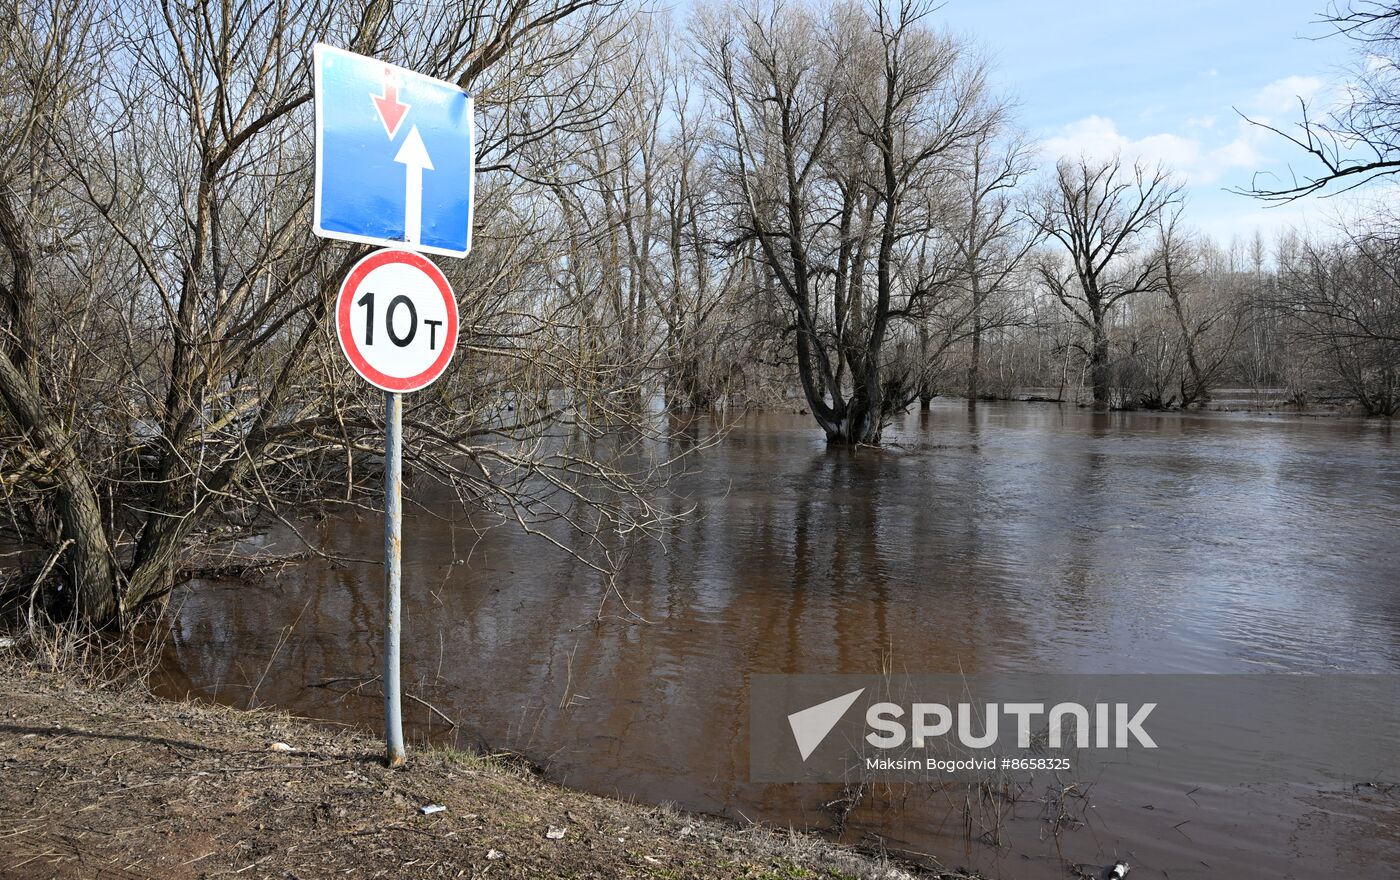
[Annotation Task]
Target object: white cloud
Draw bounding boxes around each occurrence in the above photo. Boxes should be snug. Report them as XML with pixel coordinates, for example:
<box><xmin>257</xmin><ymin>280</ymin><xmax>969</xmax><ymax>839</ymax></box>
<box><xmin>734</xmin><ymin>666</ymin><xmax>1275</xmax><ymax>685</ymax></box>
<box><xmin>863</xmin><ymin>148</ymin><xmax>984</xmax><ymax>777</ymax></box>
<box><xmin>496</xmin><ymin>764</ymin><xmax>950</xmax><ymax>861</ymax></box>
<box><xmin>1039</xmin><ymin>115</ymin><xmax>1260</xmax><ymax>186</ymax></box>
<box><xmin>1204</xmin><ymin>137</ymin><xmax>1259</xmax><ymax>171</ymax></box>
<box><xmin>1253</xmin><ymin>75</ymin><xmax>1325</xmax><ymax>113</ymax></box>
<box><xmin>1034</xmin><ymin>72</ymin><xmax>1371</xmax><ymax>242</ymax></box>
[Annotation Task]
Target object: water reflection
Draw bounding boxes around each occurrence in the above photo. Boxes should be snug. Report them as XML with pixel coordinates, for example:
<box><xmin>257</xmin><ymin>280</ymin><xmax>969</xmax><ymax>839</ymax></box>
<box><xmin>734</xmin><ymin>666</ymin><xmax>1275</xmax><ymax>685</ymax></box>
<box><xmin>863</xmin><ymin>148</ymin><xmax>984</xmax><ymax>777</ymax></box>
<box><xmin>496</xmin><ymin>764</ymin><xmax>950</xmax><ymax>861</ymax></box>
<box><xmin>158</xmin><ymin>401</ymin><xmax>1400</xmax><ymax>877</ymax></box>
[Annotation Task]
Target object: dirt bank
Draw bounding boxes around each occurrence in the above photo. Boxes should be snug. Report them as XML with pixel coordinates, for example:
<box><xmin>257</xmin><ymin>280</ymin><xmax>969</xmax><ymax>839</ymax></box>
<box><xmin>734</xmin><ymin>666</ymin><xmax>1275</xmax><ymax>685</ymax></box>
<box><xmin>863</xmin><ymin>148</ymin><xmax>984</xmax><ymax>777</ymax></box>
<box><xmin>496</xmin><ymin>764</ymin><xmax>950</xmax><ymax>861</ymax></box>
<box><xmin>0</xmin><ymin>657</ymin><xmax>967</xmax><ymax>880</ymax></box>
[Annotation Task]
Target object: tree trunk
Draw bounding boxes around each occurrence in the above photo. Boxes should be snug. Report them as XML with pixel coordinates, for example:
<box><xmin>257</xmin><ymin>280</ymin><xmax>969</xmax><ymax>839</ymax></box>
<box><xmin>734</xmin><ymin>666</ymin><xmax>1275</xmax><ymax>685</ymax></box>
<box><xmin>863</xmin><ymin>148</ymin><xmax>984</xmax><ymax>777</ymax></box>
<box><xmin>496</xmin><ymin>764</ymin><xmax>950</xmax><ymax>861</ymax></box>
<box><xmin>823</xmin><ymin>401</ymin><xmax>881</xmax><ymax>446</ymax></box>
<box><xmin>966</xmin><ymin>275</ymin><xmax>982</xmax><ymax>400</ymax></box>
<box><xmin>0</xmin><ymin>348</ymin><xmax>118</xmax><ymax>624</ymax></box>
<box><xmin>1090</xmin><ymin>321</ymin><xmax>1111</xmax><ymax>410</ymax></box>
<box><xmin>1164</xmin><ymin>249</ymin><xmax>1207</xmax><ymax>406</ymax></box>
<box><xmin>918</xmin><ymin>322</ymin><xmax>934</xmax><ymax>410</ymax></box>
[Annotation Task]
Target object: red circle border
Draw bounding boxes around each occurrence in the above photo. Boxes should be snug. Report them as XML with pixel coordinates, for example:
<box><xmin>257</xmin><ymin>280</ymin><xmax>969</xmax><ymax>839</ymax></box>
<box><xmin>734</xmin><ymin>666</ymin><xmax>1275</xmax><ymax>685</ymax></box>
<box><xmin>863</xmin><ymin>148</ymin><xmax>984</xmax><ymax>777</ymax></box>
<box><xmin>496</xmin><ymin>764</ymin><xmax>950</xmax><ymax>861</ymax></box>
<box><xmin>336</xmin><ymin>249</ymin><xmax>458</xmax><ymax>392</ymax></box>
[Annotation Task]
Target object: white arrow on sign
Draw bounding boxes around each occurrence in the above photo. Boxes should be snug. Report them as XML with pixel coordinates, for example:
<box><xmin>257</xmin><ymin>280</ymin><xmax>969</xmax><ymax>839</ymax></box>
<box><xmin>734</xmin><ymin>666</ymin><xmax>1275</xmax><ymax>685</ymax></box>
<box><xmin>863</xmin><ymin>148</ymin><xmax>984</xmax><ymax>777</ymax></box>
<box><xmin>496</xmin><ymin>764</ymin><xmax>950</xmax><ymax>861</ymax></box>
<box><xmin>394</xmin><ymin>125</ymin><xmax>433</xmax><ymax>245</ymax></box>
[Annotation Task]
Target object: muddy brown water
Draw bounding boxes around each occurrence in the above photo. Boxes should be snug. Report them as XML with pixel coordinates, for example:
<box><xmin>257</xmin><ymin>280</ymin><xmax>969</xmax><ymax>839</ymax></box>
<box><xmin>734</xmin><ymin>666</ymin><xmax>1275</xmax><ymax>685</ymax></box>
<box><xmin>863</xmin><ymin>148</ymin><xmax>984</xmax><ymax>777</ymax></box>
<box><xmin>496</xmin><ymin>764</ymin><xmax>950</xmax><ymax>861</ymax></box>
<box><xmin>155</xmin><ymin>401</ymin><xmax>1400</xmax><ymax>878</ymax></box>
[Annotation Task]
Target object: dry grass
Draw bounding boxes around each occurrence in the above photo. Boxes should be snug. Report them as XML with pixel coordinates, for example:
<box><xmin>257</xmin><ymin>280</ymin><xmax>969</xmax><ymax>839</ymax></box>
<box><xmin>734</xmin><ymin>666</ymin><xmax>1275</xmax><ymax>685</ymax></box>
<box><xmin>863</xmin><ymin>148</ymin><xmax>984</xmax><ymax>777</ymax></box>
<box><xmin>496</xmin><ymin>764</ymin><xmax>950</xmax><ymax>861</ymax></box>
<box><xmin>0</xmin><ymin>650</ymin><xmax>989</xmax><ymax>880</ymax></box>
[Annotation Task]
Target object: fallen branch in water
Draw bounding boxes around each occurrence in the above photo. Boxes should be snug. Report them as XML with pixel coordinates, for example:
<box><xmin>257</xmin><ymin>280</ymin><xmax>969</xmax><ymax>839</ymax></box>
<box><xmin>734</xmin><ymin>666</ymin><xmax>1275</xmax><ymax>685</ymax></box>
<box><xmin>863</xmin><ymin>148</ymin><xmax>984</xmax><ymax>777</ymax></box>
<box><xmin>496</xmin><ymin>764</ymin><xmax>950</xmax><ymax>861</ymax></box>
<box><xmin>178</xmin><ymin>551</ymin><xmax>312</xmax><ymax>581</ymax></box>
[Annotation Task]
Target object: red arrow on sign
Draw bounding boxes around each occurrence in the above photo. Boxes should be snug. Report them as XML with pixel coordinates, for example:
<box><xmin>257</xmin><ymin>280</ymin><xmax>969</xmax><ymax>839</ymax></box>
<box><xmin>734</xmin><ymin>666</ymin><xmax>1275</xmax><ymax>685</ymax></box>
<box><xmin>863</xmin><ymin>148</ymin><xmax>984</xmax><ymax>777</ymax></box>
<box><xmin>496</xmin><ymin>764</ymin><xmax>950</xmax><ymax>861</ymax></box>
<box><xmin>371</xmin><ymin>67</ymin><xmax>410</xmax><ymax>139</ymax></box>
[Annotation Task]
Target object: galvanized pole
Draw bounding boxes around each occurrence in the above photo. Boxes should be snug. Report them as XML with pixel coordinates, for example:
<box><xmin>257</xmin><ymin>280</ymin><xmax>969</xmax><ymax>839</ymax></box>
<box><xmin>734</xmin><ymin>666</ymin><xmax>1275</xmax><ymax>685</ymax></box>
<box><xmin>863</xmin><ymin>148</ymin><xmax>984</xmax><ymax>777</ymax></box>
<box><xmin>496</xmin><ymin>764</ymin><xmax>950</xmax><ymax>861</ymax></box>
<box><xmin>383</xmin><ymin>390</ymin><xmax>406</xmax><ymax>767</ymax></box>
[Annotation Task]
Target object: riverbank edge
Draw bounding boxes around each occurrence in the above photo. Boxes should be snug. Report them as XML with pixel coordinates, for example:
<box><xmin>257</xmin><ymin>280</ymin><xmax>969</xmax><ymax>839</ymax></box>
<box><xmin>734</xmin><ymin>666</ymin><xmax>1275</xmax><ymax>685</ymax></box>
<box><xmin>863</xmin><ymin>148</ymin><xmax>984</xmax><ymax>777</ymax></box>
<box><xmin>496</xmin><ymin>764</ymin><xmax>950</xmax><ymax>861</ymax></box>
<box><xmin>0</xmin><ymin>654</ymin><xmax>974</xmax><ymax>880</ymax></box>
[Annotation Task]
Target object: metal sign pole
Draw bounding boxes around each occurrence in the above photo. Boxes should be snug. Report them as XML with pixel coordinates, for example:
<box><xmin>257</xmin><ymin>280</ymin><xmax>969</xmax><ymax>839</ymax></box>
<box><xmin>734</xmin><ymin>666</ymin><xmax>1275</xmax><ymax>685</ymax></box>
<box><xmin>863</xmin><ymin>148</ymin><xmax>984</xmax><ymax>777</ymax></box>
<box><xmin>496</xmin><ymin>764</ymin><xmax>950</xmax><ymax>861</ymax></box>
<box><xmin>384</xmin><ymin>390</ymin><xmax>406</xmax><ymax>767</ymax></box>
<box><xmin>315</xmin><ymin>44</ymin><xmax>471</xmax><ymax>769</ymax></box>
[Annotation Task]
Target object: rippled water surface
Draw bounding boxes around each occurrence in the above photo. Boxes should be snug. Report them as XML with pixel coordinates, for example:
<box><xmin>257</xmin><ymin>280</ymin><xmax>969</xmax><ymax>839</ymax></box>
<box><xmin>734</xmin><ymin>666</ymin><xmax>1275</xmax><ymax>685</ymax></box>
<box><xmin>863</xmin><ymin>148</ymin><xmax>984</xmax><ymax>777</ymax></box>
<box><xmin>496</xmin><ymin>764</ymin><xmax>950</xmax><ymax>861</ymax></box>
<box><xmin>157</xmin><ymin>401</ymin><xmax>1400</xmax><ymax>878</ymax></box>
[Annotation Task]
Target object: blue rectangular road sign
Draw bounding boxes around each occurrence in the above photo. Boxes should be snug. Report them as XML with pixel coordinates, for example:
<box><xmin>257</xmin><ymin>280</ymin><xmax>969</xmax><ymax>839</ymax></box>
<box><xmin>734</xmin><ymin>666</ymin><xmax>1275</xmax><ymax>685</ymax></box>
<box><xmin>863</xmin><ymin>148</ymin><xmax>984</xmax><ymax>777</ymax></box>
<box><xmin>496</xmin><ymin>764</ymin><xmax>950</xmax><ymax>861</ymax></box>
<box><xmin>313</xmin><ymin>44</ymin><xmax>475</xmax><ymax>259</ymax></box>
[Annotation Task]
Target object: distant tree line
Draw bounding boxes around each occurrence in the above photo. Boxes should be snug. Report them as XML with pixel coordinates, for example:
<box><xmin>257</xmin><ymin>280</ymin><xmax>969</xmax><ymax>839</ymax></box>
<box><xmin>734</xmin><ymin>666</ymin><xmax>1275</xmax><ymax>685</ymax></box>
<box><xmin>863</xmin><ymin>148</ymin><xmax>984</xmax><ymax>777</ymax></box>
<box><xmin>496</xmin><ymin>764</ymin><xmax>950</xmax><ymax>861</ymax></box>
<box><xmin>558</xmin><ymin>0</ymin><xmax>1400</xmax><ymax>429</ymax></box>
<box><xmin>0</xmin><ymin>0</ymin><xmax>1396</xmax><ymax>626</ymax></box>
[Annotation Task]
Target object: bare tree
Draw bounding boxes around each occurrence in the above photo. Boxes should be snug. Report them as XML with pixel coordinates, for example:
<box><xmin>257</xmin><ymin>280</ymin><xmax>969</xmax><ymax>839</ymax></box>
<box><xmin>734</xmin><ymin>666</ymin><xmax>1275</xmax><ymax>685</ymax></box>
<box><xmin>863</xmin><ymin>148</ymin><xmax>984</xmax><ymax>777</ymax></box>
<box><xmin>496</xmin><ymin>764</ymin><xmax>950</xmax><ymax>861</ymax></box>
<box><xmin>950</xmin><ymin>127</ymin><xmax>1035</xmax><ymax>403</ymax></box>
<box><xmin>1159</xmin><ymin>211</ymin><xmax>1249</xmax><ymax>407</ymax></box>
<box><xmin>658</xmin><ymin>45</ymin><xmax>751</xmax><ymax>409</ymax></box>
<box><xmin>0</xmin><ymin>0</ymin><xmax>127</xmax><ymax>620</ymax></box>
<box><xmin>696</xmin><ymin>0</ymin><xmax>1002</xmax><ymax>443</ymax></box>
<box><xmin>1238</xmin><ymin>1</ymin><xmax>1400</xmax><ymax>200</ymax></box>
<box><xmin>694</xmin><ymin>0</ymin><xmax>845</xmax><ymax>435</ymax></box>
<box><xmin>1030</xmin><ymin>156</ymin><xmax>1183</xmax><ymax>409</ymax></box>
<box><xmin>0</xmin><ymin>0</ymin><xmax>690</xmax><ymax>628</ymax></box>
<box><xmin>1275</xmin><ymin>213</ymin><xmax>1400</xmax><ymax>414</ymax></box>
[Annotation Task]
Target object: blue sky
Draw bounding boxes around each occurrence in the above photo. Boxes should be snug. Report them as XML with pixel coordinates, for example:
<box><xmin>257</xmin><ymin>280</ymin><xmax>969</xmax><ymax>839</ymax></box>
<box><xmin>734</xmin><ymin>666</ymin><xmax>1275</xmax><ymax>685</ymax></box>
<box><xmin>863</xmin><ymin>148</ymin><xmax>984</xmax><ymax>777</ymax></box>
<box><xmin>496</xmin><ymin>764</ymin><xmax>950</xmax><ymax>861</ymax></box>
<box><xmin>934</xmin><ymin>0</ymin><xmax>1365</xmax><ymax>245</ymax></box>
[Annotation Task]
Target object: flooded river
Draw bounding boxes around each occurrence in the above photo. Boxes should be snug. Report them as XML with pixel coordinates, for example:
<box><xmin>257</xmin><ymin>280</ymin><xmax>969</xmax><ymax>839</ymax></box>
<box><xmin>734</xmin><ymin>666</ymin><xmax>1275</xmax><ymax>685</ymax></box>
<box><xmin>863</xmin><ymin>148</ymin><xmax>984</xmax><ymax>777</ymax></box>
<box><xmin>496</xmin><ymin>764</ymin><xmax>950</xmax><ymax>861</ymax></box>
<box><xmin>156</xmin><ymin>401</ymin><xmax>1400</xmax><ymax>878</ymax></box>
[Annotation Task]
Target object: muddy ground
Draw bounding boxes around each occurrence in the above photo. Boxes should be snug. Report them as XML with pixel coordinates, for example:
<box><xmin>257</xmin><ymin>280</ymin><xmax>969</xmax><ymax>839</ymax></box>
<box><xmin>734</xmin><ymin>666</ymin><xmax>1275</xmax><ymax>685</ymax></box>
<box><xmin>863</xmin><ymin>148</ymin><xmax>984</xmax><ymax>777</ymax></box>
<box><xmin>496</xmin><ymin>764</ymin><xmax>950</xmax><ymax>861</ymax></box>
<box><xmin>0</xmin><ymin>656</ymin><xmax>974</xmax><ymax>880</ymax></box>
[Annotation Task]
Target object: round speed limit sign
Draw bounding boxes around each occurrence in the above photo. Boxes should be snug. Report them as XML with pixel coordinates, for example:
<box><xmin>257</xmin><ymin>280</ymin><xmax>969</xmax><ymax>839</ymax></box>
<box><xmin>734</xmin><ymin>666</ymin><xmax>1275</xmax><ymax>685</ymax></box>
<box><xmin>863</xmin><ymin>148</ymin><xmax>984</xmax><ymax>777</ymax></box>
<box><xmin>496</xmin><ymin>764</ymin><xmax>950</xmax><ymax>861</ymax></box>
<box><xmin>336</xmin><ymin>249</ymin><xmax>459</xmax><ymax>392</ymax></box>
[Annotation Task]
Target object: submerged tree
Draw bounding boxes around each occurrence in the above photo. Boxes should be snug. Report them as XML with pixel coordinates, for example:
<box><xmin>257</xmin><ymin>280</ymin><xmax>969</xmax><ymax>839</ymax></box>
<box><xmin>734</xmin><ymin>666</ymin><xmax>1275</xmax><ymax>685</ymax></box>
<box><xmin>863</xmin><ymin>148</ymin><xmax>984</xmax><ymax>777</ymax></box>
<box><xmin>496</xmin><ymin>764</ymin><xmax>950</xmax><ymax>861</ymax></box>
<box><xmin>1275</xmin><ymin>214</ymin><xmax>1400</xmax><ymax>415</ymax></box>
<box><xmin>1030</xmin><ymin>156</ymin><xmax>1182</xmax><ymax>410</ymax></box>
<box><xmin>696</xmin><ymin>0</ymin><xmax>1005</xmax><ymax>444</ymax></box>
<box><xmin>949</xmin><ymin>126</ymin><xmax>1035</xmax><ymax>404</ymax></box>
<box><xmin>1159</xmin><ymin>211</ymin><xmax>1249</xmax><ymax>407</ymax></box>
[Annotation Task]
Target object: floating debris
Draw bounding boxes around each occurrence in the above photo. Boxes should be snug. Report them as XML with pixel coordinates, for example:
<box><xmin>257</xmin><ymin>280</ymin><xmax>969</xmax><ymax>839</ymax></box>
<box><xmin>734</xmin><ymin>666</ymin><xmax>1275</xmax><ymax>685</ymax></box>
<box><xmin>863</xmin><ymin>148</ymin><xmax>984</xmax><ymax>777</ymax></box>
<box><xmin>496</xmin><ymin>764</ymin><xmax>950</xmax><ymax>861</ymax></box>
<box><xmin>1074</xmin><ymin>862</ymin><xmax>1129</xmax><ymax>880</ymax></box>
